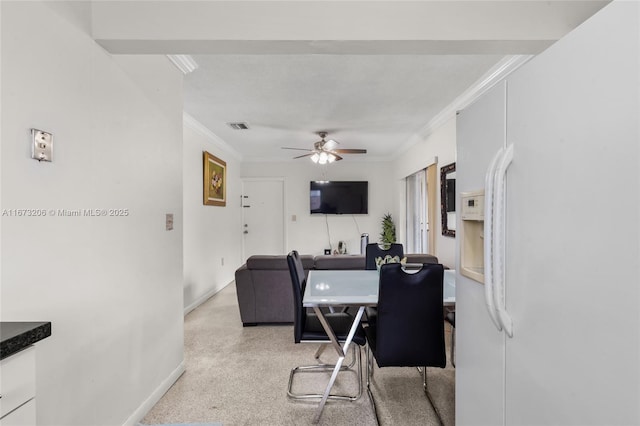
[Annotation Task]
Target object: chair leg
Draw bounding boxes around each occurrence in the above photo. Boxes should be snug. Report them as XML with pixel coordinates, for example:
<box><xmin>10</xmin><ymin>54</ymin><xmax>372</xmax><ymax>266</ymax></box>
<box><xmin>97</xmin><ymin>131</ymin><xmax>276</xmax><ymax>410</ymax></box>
<box><xmin>288</xmin><ymin>344</ymin><xmax>363</xmax><ymax>401</ymax></box>
<box><xmin>450</xmin><ymin>327</ymin><xmax>456</xmax><ymax>368</ymax></box>
<box><xmin>314</xmin><ymin>344</ymin><xmax>327</xmax><ymax>360</ymax></box>
<box><xmin>423</xmin><ymin>368</ymin><xmax>444</xmax><ymax>426</ymax></box>
<box><xmin>366</xmin><ymin>343</ymin><xmax>372</xmax><ymax>388</ymax></box>
<box><xmin>368</xmin><ymin>354</ymin><xmax>443</xmax><ymax>426</ymax></box>
<box><xmin>314</xmin><ymin>343</ymin><xmax>357</xmax><ymax>368</ymax></box>
<box><xmin>366</xmin><ymin>344</ymin><xmax>380</xmax><ymax>426</ymax></box>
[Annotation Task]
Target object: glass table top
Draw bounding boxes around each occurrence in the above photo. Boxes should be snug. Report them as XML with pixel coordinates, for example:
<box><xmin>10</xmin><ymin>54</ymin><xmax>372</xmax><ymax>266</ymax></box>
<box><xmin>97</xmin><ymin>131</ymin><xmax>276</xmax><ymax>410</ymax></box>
<box><xmin>304</xmin><ymin>270</ymin><xmax>379</xmax><ymax>307</ymax></box>
<box><xmin>304</xmin><ymin>269</ymin><xmax>456</xmax><ymax>307</ymax></box>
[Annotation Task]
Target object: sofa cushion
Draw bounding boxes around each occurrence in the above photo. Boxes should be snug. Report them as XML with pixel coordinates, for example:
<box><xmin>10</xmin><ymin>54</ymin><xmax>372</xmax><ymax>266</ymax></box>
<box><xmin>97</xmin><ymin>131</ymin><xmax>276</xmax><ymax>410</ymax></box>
<box><xmin>405</xmin><ymin>253</ymin><xmax>439</xmax><ymax>264</ymax></box>
<box><xmin>314</xmin><ymin>255</ymin><xmax>365</xmax><ymax>270</ymax></box>
<box><xmin>246</xmin><ymin>255</ymin><xmax>314</xmax><ymax>270</ymax></box>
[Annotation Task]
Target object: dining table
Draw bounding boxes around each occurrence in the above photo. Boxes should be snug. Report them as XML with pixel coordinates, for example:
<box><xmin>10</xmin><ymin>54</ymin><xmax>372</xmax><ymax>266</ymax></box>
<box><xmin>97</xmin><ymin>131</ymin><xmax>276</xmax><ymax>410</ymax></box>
<box><xmin>303</xmin><ymin>268</ymin><xmax>456</xmax><ymax>422</ymax></box>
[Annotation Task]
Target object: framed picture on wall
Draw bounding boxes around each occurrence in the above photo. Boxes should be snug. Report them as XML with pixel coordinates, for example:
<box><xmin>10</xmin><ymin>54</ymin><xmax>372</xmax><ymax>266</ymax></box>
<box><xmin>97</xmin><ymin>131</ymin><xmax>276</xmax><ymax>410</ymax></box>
<box><xmin>440</xmin><ymin>162</ymin><xmax>456</xmax><ymax>237</ymax></box>
<box><xmin>203</xmin><ymin>151</ymin><xmax>226</xmax><ymax>206</ymax></box>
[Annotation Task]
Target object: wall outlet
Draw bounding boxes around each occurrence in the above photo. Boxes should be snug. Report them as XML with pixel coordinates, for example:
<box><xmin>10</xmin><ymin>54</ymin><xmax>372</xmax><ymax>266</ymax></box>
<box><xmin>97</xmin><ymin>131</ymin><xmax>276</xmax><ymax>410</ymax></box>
<box><xmin>221</xmin><ymin>257</ymin><xmax>224</xmax><ymax>266</ymax></box>
<box><xmin>324</xmin><ymin>249</ymin><xmax>331</xmax><ymax>255</ymax></box>
<box><xmin>31</xmin><ymin>129</ymin><xmax>53</xmax><ymax>162</ymax></box>
<box><xmin>165</xmin><ymin>213</ymin><xmax>174</xmax><ymax>231</ymax></box>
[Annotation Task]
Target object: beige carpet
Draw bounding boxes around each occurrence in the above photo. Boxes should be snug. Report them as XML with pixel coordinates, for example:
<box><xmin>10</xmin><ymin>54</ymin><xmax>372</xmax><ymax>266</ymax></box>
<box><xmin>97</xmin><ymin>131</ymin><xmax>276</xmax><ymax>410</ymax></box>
<box><xmin>142</xmin><ymin>283</ymin><xmax>455</xmax><ymax>426</ymax></box>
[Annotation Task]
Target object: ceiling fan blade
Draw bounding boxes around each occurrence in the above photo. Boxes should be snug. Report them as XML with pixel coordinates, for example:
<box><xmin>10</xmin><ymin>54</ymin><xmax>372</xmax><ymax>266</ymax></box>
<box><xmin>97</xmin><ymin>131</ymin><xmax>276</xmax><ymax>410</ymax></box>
<box><xmin>333</xmin><ymin>149</ymin><xmax>367</xmax><ymax>154</ymax></box>
<box><xmin>332</xmin><ymin>154</ymin><xmax>343</xmax><ymax>161</ymax></box>
<box><xmin>323</xmin><ymin>139</ymin><xmax>339</xmax><ymax>151</ymax></box>
<box><xmin>282</xmin><ymin>147</ymin><xmax>313</xmax><ymax>151</ymax></box>
<box><xmin>293</xmin><ymin>153</ymin><xmax>314</xmax><ymax>159</ymax></box>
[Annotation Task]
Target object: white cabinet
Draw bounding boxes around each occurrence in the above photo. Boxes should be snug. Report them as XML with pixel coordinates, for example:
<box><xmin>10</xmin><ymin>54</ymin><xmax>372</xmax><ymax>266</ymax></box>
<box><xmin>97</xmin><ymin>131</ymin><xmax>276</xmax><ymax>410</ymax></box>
<box><xmin>0</xmin><ymin>346</ymin><xmax>36</xmax><ymax>426</ymax></box>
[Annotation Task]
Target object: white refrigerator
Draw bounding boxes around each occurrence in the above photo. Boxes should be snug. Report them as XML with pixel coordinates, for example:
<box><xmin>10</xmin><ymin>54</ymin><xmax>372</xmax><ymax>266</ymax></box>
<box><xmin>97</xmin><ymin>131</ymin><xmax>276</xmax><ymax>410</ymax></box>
<box><xmin>455</xmin><ymin>2</ymin><xmax>639</xmax><ymax>425</ymax></box>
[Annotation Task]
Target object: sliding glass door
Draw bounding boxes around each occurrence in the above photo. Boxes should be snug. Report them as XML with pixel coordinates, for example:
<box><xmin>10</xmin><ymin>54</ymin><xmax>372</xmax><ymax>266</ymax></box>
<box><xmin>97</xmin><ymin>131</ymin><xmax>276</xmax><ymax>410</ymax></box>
<box><xmin>405</xmin><ymin>169</ymin><xmax>428</xmax><ymax>253</ymax></box>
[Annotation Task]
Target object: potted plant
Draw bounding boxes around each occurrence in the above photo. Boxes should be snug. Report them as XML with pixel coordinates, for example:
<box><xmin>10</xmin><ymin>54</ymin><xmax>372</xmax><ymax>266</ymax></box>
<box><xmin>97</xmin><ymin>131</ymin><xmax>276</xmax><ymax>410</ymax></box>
<box><xmin>380</xmin><ymin>213</ymin><xmax>396</xmax><ymax>248</ymax></box>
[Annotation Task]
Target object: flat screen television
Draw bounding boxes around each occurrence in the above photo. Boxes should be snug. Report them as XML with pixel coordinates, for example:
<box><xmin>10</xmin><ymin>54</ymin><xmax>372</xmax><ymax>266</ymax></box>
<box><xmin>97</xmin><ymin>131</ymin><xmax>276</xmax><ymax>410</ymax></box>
<box><xmin>310</xmin><ymin>181</ymin><xmax>368</xmax><ymax>214</ymax></box>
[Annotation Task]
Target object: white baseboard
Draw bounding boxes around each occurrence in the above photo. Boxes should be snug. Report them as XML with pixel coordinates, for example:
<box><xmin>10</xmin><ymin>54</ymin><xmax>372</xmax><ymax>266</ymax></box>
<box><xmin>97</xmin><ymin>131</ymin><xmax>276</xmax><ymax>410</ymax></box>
<box><xmin>183</xmin><ymin>280</ymin><xmax>233</xmax><ymax>316</ymax></box>
<box><xmin>122</xmin><ymin>361</ymin><xmax>186</xmax><ymax>426</ymax></box>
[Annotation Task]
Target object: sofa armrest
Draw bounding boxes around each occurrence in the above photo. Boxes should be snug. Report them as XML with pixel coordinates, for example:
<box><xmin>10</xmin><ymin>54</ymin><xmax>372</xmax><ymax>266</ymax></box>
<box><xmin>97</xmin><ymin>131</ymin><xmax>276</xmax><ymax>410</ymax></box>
<box><xmin>235</xmin><ymin>265</ymin><xmax>256</xmax><ymax>325</ymax></box>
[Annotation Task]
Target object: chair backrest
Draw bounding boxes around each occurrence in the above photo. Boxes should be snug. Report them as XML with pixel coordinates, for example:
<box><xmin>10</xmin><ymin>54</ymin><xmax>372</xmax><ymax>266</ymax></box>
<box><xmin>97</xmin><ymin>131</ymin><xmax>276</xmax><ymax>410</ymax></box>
<box><xmin>375</xmin><ymin>263</ymin><xmax>446</xmax><ymax>368</ymax></box>
<box><xmin>365</xmin><ymin>243</ymin><xmax>404</xmax><ymax>270</ymax></box>
<box><xmin>286</xmin><ymin>250</ymin><xmax>307</xmax><ymax>343</ymax></box>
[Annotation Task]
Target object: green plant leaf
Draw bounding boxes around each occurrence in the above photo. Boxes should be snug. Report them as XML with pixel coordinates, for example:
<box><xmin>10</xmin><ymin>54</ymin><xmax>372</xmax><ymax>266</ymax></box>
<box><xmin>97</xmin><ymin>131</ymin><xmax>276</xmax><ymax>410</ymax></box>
<box><xmin>380</xmin><ymin>213</ymin><xmax>396</xmax><ymax>244</ymax></box>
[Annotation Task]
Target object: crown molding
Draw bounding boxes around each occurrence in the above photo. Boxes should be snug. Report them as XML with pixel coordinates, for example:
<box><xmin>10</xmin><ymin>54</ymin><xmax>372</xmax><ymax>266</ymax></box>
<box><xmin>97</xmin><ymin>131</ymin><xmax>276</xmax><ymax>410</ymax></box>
<box><xmin>183</xmin><ymin>113</ymin><xmax>243</xmax><ymax>161</ymax></box>
<box><xmin>167</xmin><ymin>55</ymin><xmax>199</xmax><ymax>74</ymax></box>
<box><xmin>393</xmin><ymin>54</ymin><xmax>533</xmax><ymax>159</ymax></box>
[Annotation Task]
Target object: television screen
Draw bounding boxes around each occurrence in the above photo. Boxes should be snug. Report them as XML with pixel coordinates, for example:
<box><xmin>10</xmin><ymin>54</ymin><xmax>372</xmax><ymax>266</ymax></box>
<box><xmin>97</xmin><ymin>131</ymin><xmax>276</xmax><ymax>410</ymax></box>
<box><xmin>310</xmin><ymin>181</ymin><xmax>368</xmax><ymax>214</ymax></box>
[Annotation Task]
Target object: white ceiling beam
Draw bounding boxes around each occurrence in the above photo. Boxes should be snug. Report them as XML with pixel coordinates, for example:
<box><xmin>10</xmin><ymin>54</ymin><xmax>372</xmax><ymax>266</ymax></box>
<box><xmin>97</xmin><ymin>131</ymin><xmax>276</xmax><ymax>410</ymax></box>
<box><xmin>99</xmin><ymin>40</ymin><xmax>552</xmax><ymax>55</ymax></box>
<box><xmin>92</xmin><ymin>1</ymin><xmax>609</xmax><ymax>55</ymax></box>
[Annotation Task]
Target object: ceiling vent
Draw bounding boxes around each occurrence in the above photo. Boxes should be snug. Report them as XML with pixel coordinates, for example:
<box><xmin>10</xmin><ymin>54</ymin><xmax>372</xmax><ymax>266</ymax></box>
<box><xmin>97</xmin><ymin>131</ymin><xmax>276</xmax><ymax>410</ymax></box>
<box><xmin>227</xmin><ymin>122</ymin><xmax>249</xmax><ymax>130</ymax></box>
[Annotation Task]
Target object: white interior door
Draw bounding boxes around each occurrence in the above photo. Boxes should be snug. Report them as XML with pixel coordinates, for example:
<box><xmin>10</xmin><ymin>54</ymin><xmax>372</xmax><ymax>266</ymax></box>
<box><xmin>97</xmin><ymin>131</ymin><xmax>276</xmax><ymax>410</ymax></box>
<box><xmin>241</xmin><ymin>179</ymin><xmax>285</xmax><ymax>262</ymax></box>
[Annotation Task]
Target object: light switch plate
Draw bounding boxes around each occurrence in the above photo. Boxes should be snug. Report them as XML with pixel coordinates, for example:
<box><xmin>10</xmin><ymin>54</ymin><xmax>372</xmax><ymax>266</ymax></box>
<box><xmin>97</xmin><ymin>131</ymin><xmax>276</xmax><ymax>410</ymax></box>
<box><xmin>31</xmin><ymin>129</ymin><xmax>53</xmax><ymax>162</ymax></box>
<box><xmin>166</xmin><ymin>213</ymin><xmax>174</xmax><ymax>231</ymax></box>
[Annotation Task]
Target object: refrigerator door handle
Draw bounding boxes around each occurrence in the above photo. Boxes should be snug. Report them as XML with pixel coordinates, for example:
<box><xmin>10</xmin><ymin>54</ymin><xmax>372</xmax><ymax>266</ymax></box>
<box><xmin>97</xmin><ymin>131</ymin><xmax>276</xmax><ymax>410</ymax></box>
<box><xmin>483</xmin><ymin>147</ymin><xmax>504</xmax><ymax>332</ymax></box>
<box><xmin>493</xmin><ymin>144</ymin><xmax>514</xmax><ymax>337</ymax></box>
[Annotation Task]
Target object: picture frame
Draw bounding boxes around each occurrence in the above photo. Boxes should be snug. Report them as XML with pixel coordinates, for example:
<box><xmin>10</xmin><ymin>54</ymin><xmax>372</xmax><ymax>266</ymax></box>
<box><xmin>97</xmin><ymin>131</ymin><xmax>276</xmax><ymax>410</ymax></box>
<box><xmin>203</xmin><ymin>151</ymin><xmax>226</xmax><ymax>206</ymax></box>
<box><xmin>440</xmin><ymin>162</ymin><xmax>456</xmax><ymax>237</ymax></box>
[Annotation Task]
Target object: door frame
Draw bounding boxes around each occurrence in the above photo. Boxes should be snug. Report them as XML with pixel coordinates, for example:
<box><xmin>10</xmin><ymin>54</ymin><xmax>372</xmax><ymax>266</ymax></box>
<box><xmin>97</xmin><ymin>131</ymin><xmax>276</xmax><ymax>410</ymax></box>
<box><xmin>426</xmin><ymin>163</ymin><xmax>437</xmax><ymax>254</ymax></box>
<box><xmin>240</xmin><ymin>177</ymin><xmax>287</xmax><ymax>261</ymax></box>
<box><xmin>400</xmin><ymin>158</ymin><xmax>438</xmax><ymax>255</ymax></box>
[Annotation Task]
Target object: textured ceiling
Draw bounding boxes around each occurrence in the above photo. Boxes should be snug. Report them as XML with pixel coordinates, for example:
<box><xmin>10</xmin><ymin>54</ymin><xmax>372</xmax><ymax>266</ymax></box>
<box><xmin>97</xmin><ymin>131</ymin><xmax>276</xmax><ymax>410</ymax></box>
<box><xmin>184</xmin><ymin>54</ymin><xmax>505</xmax><ymax>161</ymax></box>
<box><xmin>86</xmin><ymin>1</ymin><xmax>606</xmax><ymax>163</ymax></box>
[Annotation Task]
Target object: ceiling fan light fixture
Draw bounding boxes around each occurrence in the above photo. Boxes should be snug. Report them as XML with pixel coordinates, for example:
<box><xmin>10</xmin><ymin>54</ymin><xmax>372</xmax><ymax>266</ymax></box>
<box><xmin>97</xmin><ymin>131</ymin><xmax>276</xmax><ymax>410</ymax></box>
<box><xmin>324</xmin><ymin>139</ymin><xmax>338</xmax><ymax>151</ymax></box>
<box><xmin>287</xmin><ymin>131</ymin><xmax>364</xmax><ymax>163</ymax></box>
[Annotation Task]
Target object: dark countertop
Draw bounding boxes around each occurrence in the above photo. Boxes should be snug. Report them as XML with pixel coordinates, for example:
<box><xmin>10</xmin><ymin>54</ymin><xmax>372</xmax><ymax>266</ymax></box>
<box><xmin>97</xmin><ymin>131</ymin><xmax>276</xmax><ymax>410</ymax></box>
<box><xmin>0</xmin><ymin>322</ymin><xmax>51</xmax><ymax>360</ymax></box>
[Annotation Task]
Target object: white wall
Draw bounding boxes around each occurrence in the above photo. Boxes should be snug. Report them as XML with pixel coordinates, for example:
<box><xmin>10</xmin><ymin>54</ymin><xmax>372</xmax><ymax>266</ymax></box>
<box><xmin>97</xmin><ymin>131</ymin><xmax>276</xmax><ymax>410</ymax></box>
<box><xmin>242</xmin><ymin>119</ymin><xmax>457</xmax><ymax>264</ymax></box>
<box><xmin>241</xmin><ymin>161</ymin><xmax>397</xmax><ymax>256</ymax></box>
<box><xmin>183</xmin><ymin>117</ymin><xmax>243</xmax><ymax>312</ymax></box>
<box><xmin>0</xmin><ymin>3</ymin><xmax>184</xmax><ymax>425</ymax></box>
<box><xmin>393</xmin><ymin>117</ymin><xmax>457</xmax><ymax>267</ymax></box>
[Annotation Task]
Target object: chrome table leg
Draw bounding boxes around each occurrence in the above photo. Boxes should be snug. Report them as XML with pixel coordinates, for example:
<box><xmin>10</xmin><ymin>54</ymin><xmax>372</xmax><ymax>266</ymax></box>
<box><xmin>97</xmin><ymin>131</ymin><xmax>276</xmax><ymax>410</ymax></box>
<box><xmin>311</xmin><ymin>305</ymin><xmax>365</xmax><ymax>424</ymax></box>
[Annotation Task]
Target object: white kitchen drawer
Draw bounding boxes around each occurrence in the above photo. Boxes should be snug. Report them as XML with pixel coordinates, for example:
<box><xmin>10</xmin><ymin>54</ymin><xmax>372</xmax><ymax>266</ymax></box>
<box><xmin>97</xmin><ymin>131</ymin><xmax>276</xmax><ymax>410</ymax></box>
<box><xmin>0</xmin><ymin>346</ymin><xmax>35</xmax><ymax>419</ymax></box>
<box><xmin>0</xmin><ymin>399</ymin><xmax>35</xmax><ymax>426</ymax></box>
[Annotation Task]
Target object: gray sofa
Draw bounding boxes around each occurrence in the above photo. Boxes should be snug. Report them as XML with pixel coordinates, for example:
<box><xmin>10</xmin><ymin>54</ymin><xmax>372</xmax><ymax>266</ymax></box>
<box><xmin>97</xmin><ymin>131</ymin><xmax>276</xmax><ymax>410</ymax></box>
<box><xmin>234</xmin><ymin>253</ymin><xmax>439</xmax><ymax>326</ymax></box>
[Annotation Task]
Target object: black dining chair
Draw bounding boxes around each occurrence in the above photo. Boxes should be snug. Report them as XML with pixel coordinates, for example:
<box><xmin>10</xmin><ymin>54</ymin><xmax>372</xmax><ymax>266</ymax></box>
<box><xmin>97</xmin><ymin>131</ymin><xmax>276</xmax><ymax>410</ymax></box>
<box><xmin>364</xmin><ymin>262</ymin><xmax>447</xmax><ymax>425</ymax></box>
<box><xmin>365</xmin><ymin>243</ymin><xmax>404</xmax><ymax>270</ymax></box>
<box><xmin>286</xmin><ymin>250</ymin><xmax>367</xmax><ymax>401</ymax></box>
<box><xmin>364</xmin><ymin>243</ymin><xmax>405</xmax><ymax>323</ymax></box>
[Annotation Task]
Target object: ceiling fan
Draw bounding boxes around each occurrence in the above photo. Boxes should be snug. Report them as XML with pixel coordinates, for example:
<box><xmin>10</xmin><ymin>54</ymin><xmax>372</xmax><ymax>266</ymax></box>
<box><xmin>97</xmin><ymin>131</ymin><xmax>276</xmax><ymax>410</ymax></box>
<box><xmin>282</xmin><ymin>132</ymin><xmax>367</xmax><ymax>164</ymax></box>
